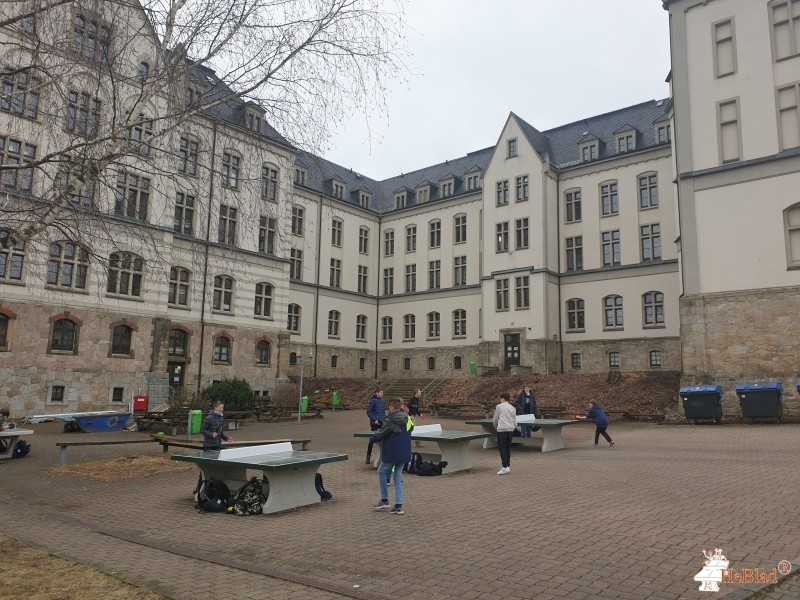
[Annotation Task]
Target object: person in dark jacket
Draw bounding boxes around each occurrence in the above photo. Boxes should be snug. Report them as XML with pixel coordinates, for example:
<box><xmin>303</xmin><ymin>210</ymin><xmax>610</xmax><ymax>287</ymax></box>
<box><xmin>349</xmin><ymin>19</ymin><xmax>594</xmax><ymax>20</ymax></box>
<box><xmin>407</xmin><ymin>389</ymin><xmax>424</xmax><ymax>448</ymax></box>
<box><xmin>370</xmin><ymin>399</ymin><xmax>413</xmax><ymax>514</ymax></box>
<box><xmin>365</xmin><ymin>388</ymin><xmax>385</xmax><ymax>464</ymax></box>
<box><xmin>200</xmin><ymin>400</ymin><xmax>234</xmax><ymax>450</ymax></box>
<box><xmin>515</xmin><ymin>385</ymin><xmax>537</xmax><ymax>437</ymax></box>
<box><xmin>576</xmin><ymin>400</ymin><xmax>615</xmax><ymax>447</ymax></box>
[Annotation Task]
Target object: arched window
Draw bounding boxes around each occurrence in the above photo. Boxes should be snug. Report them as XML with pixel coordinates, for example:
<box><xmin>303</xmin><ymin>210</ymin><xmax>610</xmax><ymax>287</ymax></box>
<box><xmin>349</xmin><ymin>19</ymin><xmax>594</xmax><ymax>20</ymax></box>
<box><xmin>453</xmin><ymin>310</ymin><xmax>466</xmax><ymax>338</ymax></box>
<box><xmin>427</xmin><ymin>356</ymin><xmax>436</xmax><ymax>370</ymax></box>
<box><xmin>328</xmin><ymin>310</ymin><xmax>341</xmax><ymax>337</ymax></box>
<box><xmin>427</xmin><ymin>311</ymin><xmax>440</xmax><ymax>339</ymax></box>
<box><xmin>0</xmin><ymin>230</ymin><xmax>25</xmax><ymax>281</ymax></box>
<box><xmin>0</xmin><ymin>314</ymin><xmax>9</xmax><ymax>349</ymax></box>
<box><xmin>168</xmin><ymin>329</ymin><xmax>187</xmax><ymax>357</ymax></box>
<box><xmin>784</xmin><ymin>203</ymin><xmax>800</xmax><ymax>267</ymax></box>
<box><xmin>289</xmin><ymin>351</ymin><xmax>297</xmax><ymax>366</ymax></box>
<box><xmin>256</xmin><ymin>340</ymin><xmax>271</xmax><ymax>365</ymax></box>
<box><xmin>356</xmin><ymin>314</ymin><xmax>367</xmax><ymax>341</ymax></box>
<box><xmin>111</xmin><ymin>324</ymin><xmax>133</xmax><ymax>355</ymax></box>
<box><xmin>261</xmin><ymin>164</ymin><xmax>278</xmax><ymax>201</ymax></box>
<box><xmin>380</xmin><ymin>358</ymin><xmax>388</xmax><ymax>371</ymax></box>
<box><xmin>169</xmin><ymin>267</ymin><xmax>190</xmax><ymax>306</ymax></box>
<box><xmin>213</xmin><ymin>336</ymin><xmax>231</xmax><ymax>363</ymax></box>
<box><xmin>287</xmin><ymin>304</ymin><xmax>301</xmax><ymax>333</ymax></box>
<box><xmin>603</xmin><ymin>295</ymin><xmax>623</xmax><ymax>328</ymax></box>
<box><xmin>213</xmin><ymin>275</ymin><xmax>233</xmax><ymax>312</ymax></box>
<box><xmin>643</xmin><ymin>292</ymin><xmax>665</xmax><ymax>326</ymax></box>
<box><xmin>403</xmin><ymin>314</ymin><xmax>415</xmax><ymax>341</ymax></box>
<box><xmin>47</xmin><ymin>242</ymin><xmax>88</xmax><ymax>289</ymax></box>
<box><xmin>453</xmin><ymin>355</ymin><xmax>462</xmax><ymax>370</ymax></box>
<box><xmin>139</xmin><ymin>61</ymin><xmax>149</xmax><ymax>82</ymax></box>
<box><xmin>381</xmin><ymin>316</ymin><xmax>392</xmax><ymax>342</ymax></box>
<box><xmin>255</xmin><ymin>282</ymin><xmax>272</xmax><ymax>317</ymax></box>
<box><xmin>567</xmin><ymin>299</ymin><xmax>585</xmax><ymax>331</ymax></box>
<box><xmin>107</xmin><ymin>252</ymin><xmax>143</xmax><ymax>297</ymax></box>
<box><xmin>51</xmin><ymin>319</ymin><xmax>76</xmax><ymax>351</ymax></box>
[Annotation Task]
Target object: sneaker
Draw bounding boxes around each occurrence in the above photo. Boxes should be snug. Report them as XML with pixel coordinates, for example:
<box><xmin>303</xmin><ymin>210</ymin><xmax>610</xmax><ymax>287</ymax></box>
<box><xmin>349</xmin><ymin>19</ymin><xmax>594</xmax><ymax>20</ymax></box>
<box><xmin>373</xmin><ymin>501</ymin><xmax>390</xmax><ymax>510</ymax></box>
<box><xmin>497</xmin><ymin>467</ymin><xmax>510</xmax><ymax>475</ymax></box>
<box><xmin>391</xmin><ymin>505</ymin><xmax>404</xmax><ymax>515</ymax></box>
<box><xmin>610</xmin><ymin>440</ymin><xmax>615</xmax><ymax>446</ymax></box>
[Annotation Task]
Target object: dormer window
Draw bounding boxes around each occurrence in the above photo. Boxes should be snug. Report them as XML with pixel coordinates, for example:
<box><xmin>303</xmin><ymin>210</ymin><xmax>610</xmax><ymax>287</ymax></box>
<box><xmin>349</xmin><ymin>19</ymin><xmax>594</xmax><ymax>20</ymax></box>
<box><xmin>333</xmin><ymin>182</ymin><xmax>344</xmax><ymax>199</ymax></box>
<box><xmin>507</xmin><ymin>138</ymin><xmax>518</xmax><ymax>158</ymax></box>
<box><xmin>395</xmin><ymin>193</ymin><xmax>406</xmax><ymax>209</ymax></box>
<box><xmin>466</xmin><ymin>174</ymin><xmax>481</xmax><ymax>190</ymax></box>
<box><xmin>186</xmin><ymin>86</ymin><xmax>203</xmax><ymax>108</ymax></box>
<box><xmin>295</xmin><ymin>168</ymin><xmax>307</xmax><ymax>186</ymax></box>
<box><xmin>246</xmin><ymin>112</ymin><xmax>261</xmax><ymax>133</ymax></box>
<box><xmin>416</xmin><ymin>187</ymin><xmax>429</xmax><ymax>203</ymax></box>
<box><xmin>440</xmin><ymin>180</ymin><xmax>453</xmax><ymax>198</ymax></box>
<box><xmin>360</xmin><ymin>192</ymin><xmax>371</xmax><ymax>209</ymax></box>
<box><xmin>616</xmin><ymin>133</ymin><xmax>635</xmax><ymax>153</ymax></box>
<box><xmin>138</xmin><ymin>62</ymin><xmax>149</xmax><ymax>83</ymax></box>
<box><xmin>580</xmin><ymin>142</ymin><xmax>598</xmax><ymax>162</ymax></box>
<box><xmin>656</xmin><ymin>124</ymin><xmax>672</xmax><ymax>144</ymax></box>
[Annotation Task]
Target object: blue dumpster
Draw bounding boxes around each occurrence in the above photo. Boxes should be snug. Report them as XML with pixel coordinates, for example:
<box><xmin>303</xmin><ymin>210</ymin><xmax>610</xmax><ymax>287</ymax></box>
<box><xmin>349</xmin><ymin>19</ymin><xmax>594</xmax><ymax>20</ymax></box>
<box><xmin>734</xmin><ymin>381</ymin><xmax>783</xmax><ymax>423</ymax></box>
<box><xmin>679</xmin><ymin>385</ymin><xmax>723</xmax><ymax>423</ymax></box>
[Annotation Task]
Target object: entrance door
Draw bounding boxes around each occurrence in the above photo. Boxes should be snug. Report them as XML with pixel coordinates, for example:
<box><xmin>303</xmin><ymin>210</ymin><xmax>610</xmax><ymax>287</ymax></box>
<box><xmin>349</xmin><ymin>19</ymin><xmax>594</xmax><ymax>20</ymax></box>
<box><xmin>168</xmin><ymin>362</ymin><xmax>185</xmax><ymax>394</ymax></box>
<box><xmin>504</xmin><ymin>334</ymin><xmax>521</xmax><ymax>370</ymax></box>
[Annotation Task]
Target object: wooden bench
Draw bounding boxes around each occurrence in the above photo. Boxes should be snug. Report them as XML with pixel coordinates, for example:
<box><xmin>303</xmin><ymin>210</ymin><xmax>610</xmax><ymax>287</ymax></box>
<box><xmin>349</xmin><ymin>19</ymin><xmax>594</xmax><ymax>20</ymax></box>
<box><xmin>256</xmin><ymin>407</ymin><xmax>323</xmax><ymax>422</ymax></box>
<box><xmin>56</xmin><ymin>439</ymin><xmax>157</xmax><ymax>465</ymax></box>
<box><xmin>151</xmin><ymin>435</ymin><xmax>311</xmax><ymax>452</ymax></box>
<box><xmin>429</xmin><ymin>403</ymin><xmax>488</xmax><ymax>418</ymax></box>
<box><xmin>538</xmin><ymin>406</ymin><xmax>567</xmax><ymax>418</ymax></box>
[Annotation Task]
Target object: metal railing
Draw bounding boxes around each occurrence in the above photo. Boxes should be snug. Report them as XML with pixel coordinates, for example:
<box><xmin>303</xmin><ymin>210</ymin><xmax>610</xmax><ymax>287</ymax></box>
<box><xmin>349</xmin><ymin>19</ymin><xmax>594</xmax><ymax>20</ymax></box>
<box><xmin>421</xmin><ymin>363</ymin><xmax>454</xmax><ymax>401</ymax></box>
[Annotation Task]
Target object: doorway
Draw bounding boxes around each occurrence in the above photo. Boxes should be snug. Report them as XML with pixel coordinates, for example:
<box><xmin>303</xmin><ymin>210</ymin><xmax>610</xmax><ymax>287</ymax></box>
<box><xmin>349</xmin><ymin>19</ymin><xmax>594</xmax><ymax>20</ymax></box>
<box><xmin>504</xmin><ymin>334</ymin><xmax>520</xmax><ymax>370</ymax></box>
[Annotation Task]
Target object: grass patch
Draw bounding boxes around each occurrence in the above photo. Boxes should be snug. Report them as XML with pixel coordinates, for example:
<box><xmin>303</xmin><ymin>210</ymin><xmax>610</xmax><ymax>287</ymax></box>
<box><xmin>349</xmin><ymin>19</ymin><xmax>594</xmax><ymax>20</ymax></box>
<box><xmin>45</xmin><ymin>454</ymin><xmax>193</xmax><ymax>482</ymax></box>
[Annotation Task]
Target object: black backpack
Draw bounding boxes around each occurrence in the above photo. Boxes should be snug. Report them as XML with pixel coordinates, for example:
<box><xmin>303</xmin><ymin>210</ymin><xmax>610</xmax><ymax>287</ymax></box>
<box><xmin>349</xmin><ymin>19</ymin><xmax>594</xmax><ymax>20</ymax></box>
<box><xmin>12</xmin><ymin>440</ymin><xmax>30</xmax><ymax>459</ymax></box>
<box><xmin>314</xmin><ymin>472</ymin><xmax>332</xmax><ymax>501</ymax></box>
<box><xmin>232</xmin><ymin>477</ymin><xmax>266</xmax><ymax>516</ymax></box>
<box><xmin>197</xmin><ymin>477</ymin><xmax>230</xmax><ymax>512</ymax></box>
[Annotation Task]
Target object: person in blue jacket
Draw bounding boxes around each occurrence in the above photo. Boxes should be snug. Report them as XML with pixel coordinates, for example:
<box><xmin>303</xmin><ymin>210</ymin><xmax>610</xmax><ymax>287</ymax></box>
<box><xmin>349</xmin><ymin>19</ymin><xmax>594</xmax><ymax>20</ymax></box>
<box><xmin>364</xmin><ymin>388</ymin><xmax>385</xmax><ymax>464</ymax></box>
<box><xmin>370</xmin><ymin>399</ymin><xmax>413</xmax><ymax>514</ymax></box>
<box><xmin>200</xmin><ymin>400</ymin><xmax>234</xmax><ymax>450</ymax></box>
<box><xmin>576</xmin><ymin>400</ymin><xmax>615</xmax><ymax>447</ymax></box>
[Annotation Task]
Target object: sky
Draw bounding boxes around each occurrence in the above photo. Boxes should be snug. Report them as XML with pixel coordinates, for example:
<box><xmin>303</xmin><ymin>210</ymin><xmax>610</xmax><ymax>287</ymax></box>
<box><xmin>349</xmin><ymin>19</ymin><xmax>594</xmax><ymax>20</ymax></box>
<box><xmin>323</xmin><ymin>0</ymin><xmax>672</xmax><ymax>180</ymax></box>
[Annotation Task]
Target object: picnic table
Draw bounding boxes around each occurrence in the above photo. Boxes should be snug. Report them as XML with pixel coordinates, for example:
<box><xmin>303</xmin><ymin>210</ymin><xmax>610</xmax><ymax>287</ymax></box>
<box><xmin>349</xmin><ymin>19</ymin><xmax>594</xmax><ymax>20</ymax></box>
<box><xmin>354</xmin><ymin>423</ymin><xmax>490</xmax><ymax>474</ymax></box>
<box><xmin>0</xmin><ymin>428</ymin><xmax>33</xmax><ymax>458</ymax></box>
<box><xmin>170</xmin><ymin>442</ymin><xmax>347</xmax><ymax>514</ymax></box>
<box><xmin>464</xmin><ymin>416</ymin><xmax>581</xmax><ymax>453</ymax></box>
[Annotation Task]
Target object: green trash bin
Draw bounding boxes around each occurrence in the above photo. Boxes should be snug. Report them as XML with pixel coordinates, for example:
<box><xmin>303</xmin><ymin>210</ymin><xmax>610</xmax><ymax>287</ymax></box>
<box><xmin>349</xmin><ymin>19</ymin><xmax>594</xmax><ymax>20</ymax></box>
<box><xmin>469</xmin><ymin>361</ymin><xmax>477</xmax><ymax>375</ymax></box>
<box><xmin>301</xmin><ymin>396</ymin><xmax>309</xmax><ymax>413</ymax></box>
<box><xmin>189</xmin><ymin>409</ymin><xmax>203</xmax><ymax>434</ymax></box>
<box><xmin>332</xmin><ymin>391</ymin><xmax>341</xmax><ymax>409</ymax></box>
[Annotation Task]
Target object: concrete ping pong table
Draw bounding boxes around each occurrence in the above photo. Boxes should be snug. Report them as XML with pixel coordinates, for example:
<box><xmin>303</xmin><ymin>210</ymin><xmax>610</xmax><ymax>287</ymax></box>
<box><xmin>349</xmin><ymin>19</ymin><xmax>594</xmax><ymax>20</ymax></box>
<box><xmin>464</xmin><ymin>416</ymin><xmax>581</xmax><ymax>452</ymax></box>
<box><xmin>171</xmin><ymin>442</ymin><xmax>347</xmax><ymax>514</ymax></box>
<box><xmin>0</xmin><ymin>428</ymin><xmax>34</xmax><ymax>458</ymax></box>
<box><xmin>354</xmin><ymin>423</ymin><xmax>490</xmax><ymax>474</ymax></box>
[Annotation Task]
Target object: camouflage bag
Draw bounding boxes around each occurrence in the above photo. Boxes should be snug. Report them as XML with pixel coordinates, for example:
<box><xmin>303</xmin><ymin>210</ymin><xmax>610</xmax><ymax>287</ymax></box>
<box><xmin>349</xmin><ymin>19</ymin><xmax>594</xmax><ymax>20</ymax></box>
<box><xmin>233</xmin><ymin>476</ymin><xmax>266</xmax><ymax>516</ymax></box>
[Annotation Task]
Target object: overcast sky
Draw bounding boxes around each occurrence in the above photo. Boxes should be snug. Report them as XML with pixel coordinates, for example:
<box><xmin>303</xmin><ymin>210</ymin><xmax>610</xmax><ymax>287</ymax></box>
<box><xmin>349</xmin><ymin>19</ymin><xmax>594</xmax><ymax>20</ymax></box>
<box><xmin>323</xmin><ymin>0</ymin><xmax>672</xmax><ymax>180</ymax></box>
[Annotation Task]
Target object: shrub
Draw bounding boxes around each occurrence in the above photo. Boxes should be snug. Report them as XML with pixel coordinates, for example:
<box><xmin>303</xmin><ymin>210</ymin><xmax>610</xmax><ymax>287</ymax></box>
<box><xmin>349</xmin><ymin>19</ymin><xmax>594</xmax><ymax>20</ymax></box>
<box><xmin>201</xmin><ymin>378</ymin><xmax>256</xmax><ymax>411</ymax></box>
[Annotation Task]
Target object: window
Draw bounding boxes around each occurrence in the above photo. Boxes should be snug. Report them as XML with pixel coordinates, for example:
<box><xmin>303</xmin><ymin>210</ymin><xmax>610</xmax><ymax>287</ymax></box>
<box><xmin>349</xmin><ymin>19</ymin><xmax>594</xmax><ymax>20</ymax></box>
<box><xmin>515</xmin><ymin>218</ymin><xmax>529</xmax><ymax>250</ymax></box>
<box><xmin>429</xmin><ymin>220</ymin><xmax>441</xmax><ymax>248</ymax></box>
<box><xmin>453</xmin><ymin>356</ymin><xmax>462</xmax><ymax>370</ymax></box>
<box><xmin>395</xmin><ymin>193</ymin><xmax>406</xmax><ymax>209</ymax></box>
<box><xmin>291</xmin><ymin>206</ymin><xmax>304</xmax><ymax>235</ymax></box>
<box><xmin>332</xmin><ymin>219</ymin><xmax>343</xmax><ymax>247</ymax></box>
<box><xmin>261</xmin><ymin>165</ymin><xmax>278</xmax><ymax>201</ymax></box>
<box><xmin>289</xmin><ymin>352</ymin><xmax>297</xmax><ymax>366</ymax></box>
<box><xmin>51</xmin><ymin>319</ymin><xmax>76</xmax><ymax>352</ymax></box>
<box><xmin>290</xmin><ymin>249</ymin><xmax>302</xmax><ymax>280</ymax></box>
<box><xmin>382</xmin><ymin>316</ymin><xmax>393</xmax><ymax>342</ymax></box>
<box><xmin>604</xmin><ymin>295</ymin><xmax>624</xmax><ymax>328</ymax></box>
<box><xmin>0</xmin><ymin>136</ymin><xmax>36</xmax><ymax>191</ymax></box>
<box><xmin>0</xmin><ymin>230</ymin><xmax>24</xmax><ymax>281</ymax></box>
<box><xmin>657</xmin><ymin>124</ymin><xmax>672</xmax><ymax>144</ymax></box>
<box><xmin>771</xmin><ymin>0</ymin><xmax>800</xmax><ymax>61</ymax></box>
<box><xmin>57</xmin><ymin>155</ymin><xmax>95</xmax><ymax>208</ymax></box>
<box><xmin>384</xmin><ymin>230</ymin><xmax>394</xmax><ymax>256</ymax></box>
<box><xmin>0</xmin><ymin>314</ymin><xmax>8</xmax><ymax>349</ymax></box>
<box><xmin>295</xmin><ymin>167</ymin><xmax>307</xmax><ymax>186</ymax></box>
<box><xmin>507</xmin><ymin>138</ymin><xmax>517</xmax><ymax>157</ymax></box>
<box><xmin>515</xmin><ymin>175</ymin><xmax>529</xmax><ymax>202</ymax></box>
<box><xmin>138</xmin><ymin>61</ymin><xmax>149</xmax><ymax>82</ymax></box>
<box><xmin>328</xmin><ymin>310</ymin><xmax>340</xmax><ymax>337</ymax></box>
<box><xmin>405</xmin><ymin>225</ymin><xmax>417</xmax><ymax>252</ymax></box>
<box><xmin>467</xmin><ymin>174</ymin><xmax>480</xmax><ymax>190</ymax></box>
<box><xmin>185</xmin><ymin>86</ymin><xmax>203</xmax><ymax>108</ymax></box>
<box><xmin>571</xmin><ymin>353</ymin><xmax>582</xmax><ymax>369</ymax></box>
<box><xmin>112</xmin><ymin>387</ymin><xmax>125</xmax><ymax>403</ymax></box>
<box><xmin>23</xmin><ymin>16</ymin><xmax>35</xmax><ymax>36</ymax></box>
<box><xmin>405</xmin><ymin>264</ymin><xmax>416</xmax><ymax>293</ymax></box>
<box><xmin>357</xmin><ymin>266</ymin><xmax>368</xmax><ymax>293</ymax></box>
<box><xmin>115</xmin><ymin>171</ymin><xmax>149</xmax><ymax>221</ymax></box>
<box><xmin>649</xmin><ymin>350</ymin><xmax>662</xmax><ymax>368</ymax></box>
<box><xmin>221</xmin><ymin>152</ymin><xmax>240</xmax><ymax>189</ymax></box>
<box><xmin>427</xmin><ymin>357</ymin><xmax>436</xmax><ymax>371</ymax></box>
<box><xmin>332</xmin><ymin>355</ymin><xmax>339</xmax><ymax>368</ymax></box>
<box><xmin>358</xmin><ymin>227</ymin><xmax>369</xmax><ymax>254</ymax></box>
<box><xmin>403</xmin><ymin>314</ymin><xmax>415</xmax><ymax>341</ymax></box>
<box><xmin>496</xmin><ymin>180</ymin><xmax>509</xmax><ymax>206</ymax></box>
<box><xmin>50</xmin><ymin>385</ymin><xmax>66</xmax><ymax>403</ymax></box>
<box><xmin>427</xmin><ymin>312</ymin><xmax>440</xmax><ymax>339</ymax></box>
<box><xmin>496</xmin><ymin>278</ymin><xmax>509</xmax><ymax>310</ymax></box>
<box><xmin>639</xmin><ymin>174</ymin><xmax>659</xmax><ymax>209</ymax></box>
<box><xmin>259</xmin><ymin>216</ymin><xmax>276</xmax><ymax>254</ymax></box>
<box><xmin>213</xmin><ymin>337</ymin><xmax>231</xmax><ymax>364</ymax></box>
<box><xmin>496</xmin><ymin>222</ymin><xmax>509</xmax><ymax>252</ymax></box>
<box><xmin>454</xmin><ymin>256</ymin><xmax>467</xmax><ymax>286</ymax></box>
<box><xmin>173</xmin><ymin>192</ymin><xmax>195</xmax><ymax>235</ymax></box>
<box><xmin>428</xmin><ymin>260</ymin><xmax>440</xmax><ymax>290</ymax></box>
<box><xmin>287</xmin><ymin>304</ymin><xmax>301</xmax><ymax>333</ymax></box>
<box><xmin>254</xmin><ymin>282</ymin><xmax>272</xmax><ymax>317</ymax></box>
<box><xmin>383</xmin><ymin>267</ymin><xmax>394</xmax><ymax>295</ymax></box>
<box><xmin>177</xmin><ymin>136</ymin><xmax>198</xmax><ymax>176</ymax></box>
<box><xmin>566</xmin><ymin>236</ymin><xmax>583</xmax><ymax>271</ymax></box>
<box><xmin>641</xmin><ymin>224</ymin><xmax>662</xmax><ymax>261</ymax></box>
<box><xmin>66</xmin><ymin>90</ymin><xmax>100</xmax><ymax>137</ymax></box>
<box><xmin>416</xmin><ymin>187</ymin><xmax>429</xmax><ymax>203</ymax></box>
<box><xmin>380</xmin><ymin>357</ymin><xmax>387</xmax><ymax>371</ymax></box>
<box><xmin>617</xmin><ymin>133</ymin><xmax>635</xmax><ymax>153</ymax></box>
<box><xmin>73</xmin><ymin>14</ymin><xmax>110</xmax><ymax>63</ymax></box>
<box><xmin>581</xmin><ymin>143</ymin><xmax>598</xmax><ymax>161</ymax></box>
<box><xmin>333</xmin><ymin>182</ymin><xmax>344</xmax><ymax>199</ymax></box>
<box><xmin>168</xmin><ymin>329</ymin><xmax>187</xmax><ymax>357</ymax></box>
<box><xmin>330</xmin><ymin>259</ymin><xmax>342</xmax><ymax>288</ymax></box>
<box><xmin>777</xmin><ymin>83</ymin><xmax>800</xmax><ymax>150</ymax></box>
<box><xmin>359</xmin><ymin>357</ymin><xmax>366</xmax><ymax>370</ymax></box>
<box><xmin>515</xmin><ymin>276</ymin><xmax>530</xmax><ymax>309</ymax></box>
<box><xmin>403</xmin><ymin>357</ymin><xmax>411</xmax><ymax>370</ymax></box>
<box><xmin>454</xmin><ymin>214</ymin><xmax>467</xmax><ymax>244</ymax></box>
<box><xmin>602</xmin><ymin>230</ymin><xmax>621</xmax><ymax>266</ymax></box>
<box><xmin>360</xmin><ymin>192</ymin><xmax>371</xmax><ymax>209</ymax></box>
<box><xmin>567</xmin><ymin>299</ymin><xmax>585</xmax><ymax>331</ymax></box>
<box><xmin>247</xmin><ymin>112</ymin><xmax>261</xmax><ymax>132</ymax></box>
<box><xmin>643</xmin><ymin>291</ymin><xmax>665</xmax><ymax>326</ymax></box>
<box><xmin>440</xmin><ymin>180</ymin><xmax>453</xmax><ymax>198</ymax></box>
<box><xmin>453</xmin><ymin>309</ymin><xmax>466</xmax><ymax>337</ymax></box>
<box><xmin>714</xmin><ymin>19</ymin><xmax>737</xmax><ymax>77</ymax></box>
<box><xmin>257</xmin><ymin>341</ymin><xmax>271</xmax><ymax>365</ymax></box>
<box><xmin>565</xmin><ymin>190</ymin><xmax>582</xmax><ymax>223</ymax></box>
<box><xmin>125</xmin><ymin>113</ymin><xmax>152</xmax><ymax>155</ymax></box>
<box><xmin>47</xmin><ymin>242</ymin><xmax>88</xmax><ymax>289</ymax></box>
<box><xmin>356</xmin><ymin>315</ymin><xmax>367</xmax><ymax>341</ymax></box>
<box><xmin>608</xmin><ymin>352</ymin><xmax>621</xmax><ymax>368</ymax></box>
<box><xmin>218</xmin><ymin>205</ymin><xmax>237</xmax><ymax>245</ymax></box>
<box><xmin>107</xmin><ymin>252</ymin><xmax>143</xmax><ymax>297</ymax></box>
<box><xmin>169</xmin><ymin>267</ymin><xmax>190</xmax><ymax>306</ymax></box>
<box><xmin>785</xmin><ymin>203</ymin><xmax>800</xmax><ymax>266</ymax></box>
<box><xmin>600</xmin><ymin>181</ymin><xmax>619</xmax><ymax>216</ymax></box>
<box><xmin>1</xmin><ymin>70</ymin><xmax>39</xmax><ymax>119</ymax></box>
<box><xmin>111</xmin><ymin>324</ymin><xmax>132</xmax><ymax>355</ymax></box>
<box><xmin>718</xmin><ymin>99</ymin><xmax>741</xmax><ymax>163</ymax></box>
<box><xmin>212</xmin><ymin>275</ymin><xmax>233</xmax><ymax>312</ymax></box>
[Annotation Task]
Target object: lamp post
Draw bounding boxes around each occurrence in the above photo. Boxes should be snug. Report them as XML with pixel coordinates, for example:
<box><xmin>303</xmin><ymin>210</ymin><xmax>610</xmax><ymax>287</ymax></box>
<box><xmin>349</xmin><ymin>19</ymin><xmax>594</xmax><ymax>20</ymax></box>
<box><xmin>297</xmin><ymin>356</ymin><xmax>313</xmax><ymax>423</ymax></box>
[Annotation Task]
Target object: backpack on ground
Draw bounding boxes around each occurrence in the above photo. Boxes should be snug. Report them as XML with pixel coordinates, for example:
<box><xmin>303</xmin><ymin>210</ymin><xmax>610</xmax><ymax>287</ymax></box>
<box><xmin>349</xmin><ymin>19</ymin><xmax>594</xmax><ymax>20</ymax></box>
<box><xmin>63</xmin><ymin>421</ymin><xmax>80</xmax><ymax>433</ymax></box>
<box><xmin>416</xmin><ymin>459</ymin><xmax>447</xmax><ymax>476</ymax></box>
<box><xmin>406</xmin><ymin>452</ymin><xmax>423</xmax><ymax>475</ymax></box>
<box><xmin>314</xmin><ymin>472</ymin><xmax>332</xmax><ymax>500</ymax></box>
<box><xmin>196</xmin><ymin>477</ymin><xmax>230</xmax><ymax>512</ymax></box>
<box><xmin>232</xmin><ymin>477</ymin><xmax>266</xmax><ymax>516</ymax></box>
<box><xmin>11</xmin><ymin>440</ymin><xmax>30</xmax><ymax>459</ymax></box>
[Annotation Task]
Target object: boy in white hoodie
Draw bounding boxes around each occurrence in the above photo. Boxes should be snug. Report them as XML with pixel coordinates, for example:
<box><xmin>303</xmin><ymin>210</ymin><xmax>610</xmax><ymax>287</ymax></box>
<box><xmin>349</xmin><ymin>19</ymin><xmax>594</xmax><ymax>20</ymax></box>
<box><xmin>492</xmin><ymin>393</ymin><xmax>517</xmax><ymax>474</ymax></box>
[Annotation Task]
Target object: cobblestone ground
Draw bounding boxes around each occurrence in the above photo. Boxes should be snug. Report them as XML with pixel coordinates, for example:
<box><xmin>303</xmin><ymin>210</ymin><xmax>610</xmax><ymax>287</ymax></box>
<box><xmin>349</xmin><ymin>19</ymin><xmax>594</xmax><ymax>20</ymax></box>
<box><xmin>0</xmin><ymin>412</ymin><xmax>798</xmax><ymax>600</ymax></box>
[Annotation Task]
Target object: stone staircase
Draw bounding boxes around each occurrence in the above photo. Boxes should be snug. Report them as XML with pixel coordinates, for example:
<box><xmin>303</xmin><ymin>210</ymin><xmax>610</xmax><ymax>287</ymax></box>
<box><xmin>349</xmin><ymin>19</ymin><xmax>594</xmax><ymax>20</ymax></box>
<box><xmin>383</xmin><ymin>379</ymin><xmax>445</xmax><ymax>409</ymax></box>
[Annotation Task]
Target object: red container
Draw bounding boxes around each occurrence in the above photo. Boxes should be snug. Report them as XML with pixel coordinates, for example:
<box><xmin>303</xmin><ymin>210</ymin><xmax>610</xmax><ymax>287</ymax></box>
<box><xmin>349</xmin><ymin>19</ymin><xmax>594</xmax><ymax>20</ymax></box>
<box><xmin>133</xmin><ymin>395</ymin><xmax>149</xmax><ymax>412</ymax></box>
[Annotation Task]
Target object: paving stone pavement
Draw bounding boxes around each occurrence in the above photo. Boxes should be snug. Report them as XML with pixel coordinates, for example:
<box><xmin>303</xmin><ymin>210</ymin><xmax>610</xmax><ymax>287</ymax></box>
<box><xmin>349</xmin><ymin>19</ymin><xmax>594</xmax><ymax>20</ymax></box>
<box><xmin>0</xmin><ymin>411</ymin><xmax>798</xmax><ymax>600</ymax></box>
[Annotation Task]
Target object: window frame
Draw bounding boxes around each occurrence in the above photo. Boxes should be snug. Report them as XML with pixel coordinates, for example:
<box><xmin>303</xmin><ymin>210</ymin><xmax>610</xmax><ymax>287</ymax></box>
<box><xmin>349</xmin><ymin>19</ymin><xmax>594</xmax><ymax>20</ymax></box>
<box><xmin>567</xmin><ymin>298</ymin><xmax>585</xmax><ymax>331</ymax></box>
<box><xmin>603</xmin><ymin>295</ymin><xmax>624</xmax><ymax>329</ymax></box>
